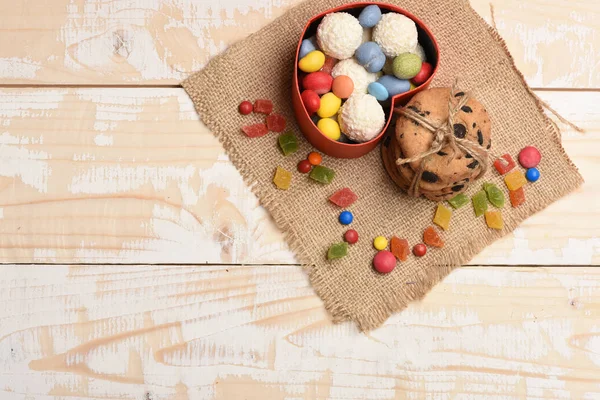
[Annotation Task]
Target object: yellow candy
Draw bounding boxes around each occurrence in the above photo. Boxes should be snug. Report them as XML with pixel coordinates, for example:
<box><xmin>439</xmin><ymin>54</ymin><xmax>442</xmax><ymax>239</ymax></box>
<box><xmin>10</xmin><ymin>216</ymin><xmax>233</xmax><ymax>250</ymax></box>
<box><xmin>317</xmin><ymin>93</ymin><xmax>341</xmax><ymax>118</ymax></box>
<box><xmin>373</xmin><ymin>236</ymin><xmax>388</xmax><ymax>250</ymax></box>
<box><xmin>410</xmin><ymin>83</ymin><xmax>417</xmax><ymax>90</ymax></box>
<box><xmin>433</xmin><ymin>204</ymin><xmax>452</xmax><ymax>230</ymax></box>
<box><xmin>273</xmin><ymin>166</ymin><xmax>292</xmax><ymax>190</ymax></box>
<box><xmin>317</xmin><ymin>118</ymin><xmax>341</xmax><ymax>140</ymax></box>
<box><xmin>504</xmin><ymin>170</ymin><xmax>527</xmax><ymax>191</ymax></box>
<box><xmin>298</xmin><ymin>50</ymin><xmax>325</xmax><ymax>73</ymax></box>
<box><xmin>485</xmin><ymin>211</ymin><xmax>504</xmax><ymax>230</ymax></box>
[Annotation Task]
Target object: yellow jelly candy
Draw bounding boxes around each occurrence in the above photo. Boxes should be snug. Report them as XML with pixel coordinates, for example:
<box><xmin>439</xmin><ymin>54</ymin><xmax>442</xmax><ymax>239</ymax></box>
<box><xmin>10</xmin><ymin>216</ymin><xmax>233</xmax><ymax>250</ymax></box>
<box><xmin>373</xmin><ymin>236</ymin><xmax>388</xmax><ymax>250</ymax></box>
<box><xmin>317</xmin><ymin>118</ymin><xmax>341</xmax><ymax>140</ymax></box>
<box><xmin>504</xmin><ymin>170</ymin><xmax>527</xmax><ymax>191</ymax></box>
<box><xmin>273</xmin><ymin>166</ymin><xmax>292</xmax><ymax>190</ymax></box>
<box><xmin>485</xmin><ymin>211</ymin><xmax>504</xmax><ymax>230</ymax></box>
<box><xmin>433</xmin><ymin>204</ymin><xmax>452</xmax><ymax>230</ymax></box>
<box><xmin>298</xmin><ymin>50</ymin><xmax>325</xmax><ymax>73</ymax></box>
<box><xmin>317</xmin><ymin>93</ymin><xmax>342</xmax><ymax>118</ymax></box>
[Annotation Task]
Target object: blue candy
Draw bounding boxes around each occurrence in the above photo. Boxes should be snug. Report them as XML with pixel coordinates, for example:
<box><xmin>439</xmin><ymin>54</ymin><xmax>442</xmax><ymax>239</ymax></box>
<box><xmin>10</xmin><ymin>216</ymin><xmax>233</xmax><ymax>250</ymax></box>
<box><xmin>377</xmin><ymin>75</ymin><xmax>411</xmax><ymax>97</ymax></box>
<box><xmin>299</xmin><ymin>37</ymin><xmax>318</xmax><ymax>59</ymax></box>
<box><xmin>368</xmin><ymin>82</ymin><xmax>389</xmax><ymax>101</ymax></box>
<box><xmin>358</xmin><ymin>5</ymin><xmax>382</xmax><ymax>28</ymax></box>
<box><xmin>526</xmin><ymin>167</ymin><xmax>540</xmax><ymax>182</ymax></box>
<box><xmin>339</xmin><ymin>211</ymin><xmax>353</xmax><ymax>225</ymax></box>
<box><xmin>355</xmin><ymin>42</ymin><xmax>385</xmax><ymax>73</ymax></box>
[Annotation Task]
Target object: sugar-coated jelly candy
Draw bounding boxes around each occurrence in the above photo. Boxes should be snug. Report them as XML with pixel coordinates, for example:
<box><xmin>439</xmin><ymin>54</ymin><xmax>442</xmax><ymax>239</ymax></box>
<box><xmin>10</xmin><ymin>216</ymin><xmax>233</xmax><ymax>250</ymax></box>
<box><xmin>327</xmin><ymin>242</ymin><xmax>348</xmax><ymax>260</ymax></box>
<box><xmin>273</xmin><ymin>167</ymin><xmax>292</xmax><ymax>190</ymax></box>
<box><xmin>483</xmin><ymin>183</ymin><xmax>505</xmax><ymax>208</ymax></box>
<box><xmin>423</xmin><ymin>226</ymin><xmax>444</xmax><ymax>248</ymax></box>
<box><xmin>373</xmin><ymin>250</ymin><xmax>396</xmax><ymax>274</ymax></box>
<box><xmin>309</xmin><ymin>165</ymin><xmax>335</xmax><ymax>184</ymax></box>
<box><xmin>433</xmin><ymin>204</ymin><xmax>452</xmax><ymax>231</ymax></box>
<box><xmin>485</xmin><ymin>211</ymin><xmax>504</xmax><ymax>230</ymax></box>
<box><xmin>447</xmin><ymin>193</ymin><xmax>469</xmax><ymax>209</ymax></box>
<box><xmin>278</xmin><ymin>132</ymin><xmax>298</xmax><ymax>156</ymax></box>
<box><xmin>472</xmin><ymin>190</ymin><xmax>488</xmax><ymax>217</ymax></box>
<box><xmin>390</xmin><ymin>237</ymin><xmax>409</xmax><ymax>261</ymax></box>
<box><xmin>329</xmin><ymin>187</ymin><xmax>358</xmax><ymax>208</ymax></box>
<box><xmin>242</xmin><ymin>123</ymin><xmax>269</xmax><ymax>138</ymax></box>
<box><xmin>509</xmin><ymin>187</ymin><xmax>526</xmax><ymax>208</ymax></box>
<box><xmin>493</xmin><ymin>154</ymin><xmax>516</xmax><ymax>175</ymax></box>
<box><xmin>254</xmin><ymin>99</ymin><xmax>273</xmax><ymax>114</ymax></box>
<box><xmin>504</xmin><ymin>170</ymin><xmax>527</xmax><ymax>191</ymax></box>
<box><xmin>267</xmin><ymin>113</ymin><xmax>286</xmax><ymax>132</ymax></box>
<box><xmin>518</xmin><ymin>146</ymin><xmax>541</xmax><ymax>168</ymax></box>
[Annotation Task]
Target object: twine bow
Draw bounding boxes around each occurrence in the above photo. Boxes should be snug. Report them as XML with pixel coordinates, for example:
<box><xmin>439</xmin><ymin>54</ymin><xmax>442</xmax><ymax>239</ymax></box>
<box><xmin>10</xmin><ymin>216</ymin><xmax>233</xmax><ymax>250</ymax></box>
<box><xmin>393</xmin><ymin>81</ymin><xmax>491</xmax><ymax>197</ymax></box>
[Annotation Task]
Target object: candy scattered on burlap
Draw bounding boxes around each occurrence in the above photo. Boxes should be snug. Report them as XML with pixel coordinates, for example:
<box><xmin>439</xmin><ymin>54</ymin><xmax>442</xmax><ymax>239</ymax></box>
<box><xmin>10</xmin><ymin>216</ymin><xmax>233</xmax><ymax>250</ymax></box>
<box><xmin>254</xmin><ymin>99</ymin><xmax>273</xmax><ymax>114</ymax></box>
<box><xmin>273</xmin><ymin>166</ymin><xmax>292</xmax><ymax>190</ymax></box>
<box><xmin>267</xmin><ymin>113</ymin><xmax>287</xmax><ymax>133</ymax></box>
<box><xmin>242</xmin><ymin>123</ymin><xmax>269</xmax><ymax>138</ymax></box>
<box><xmin>373</xmin><ymin>236</ymin><xmax>388</xmax><ymax>251</ymax></box>
<box><xmin>504</xmin><ymin>170</ymin><xmax>527</xmax><ymax>191</ymax></box>
<box><xmin>309</xmin><ymin>165</ymin><xmax>335</xmax><ymax>184</ymax></box>
<box><xmin>433</xmin><ymin>204</ymin><xmax>452</xmax><ymax>230</ymax></box>
<box><xmin>485</xmin><ymin>211</ymin><xmax>504</xmax><ymax>230</ymax></box>
<box><xmin>471</xmin><ymin>190</ymin><xmax>488</xmax><ymax>217</ymax></box>
<box><xmin>344</xmin><ymin>229</ymin><xmax>359</xmax><ymax>244</ymax></box>
<box><xmin>412</xmin><ymin>244</ymin><xmax>427</xmax><ymax>257</ymax></box>
<box><xmin>308</xmin><ymin>152</ymin><xmax>322</xmax><ymax>165</ymax></box>
<box><xmin>278</xmin><ymin>132</ymin><xmax>298</xmax><ymax>156</ymax></box>
<box><xmin>518</xmin><ymin>146</ymin><xmax>541</xmax><ymax>168</ymax></box>
<box><xmin>329</xmin><ymin>187</ymin><xmax>358</xmax><ymax>208</ymax></box>
<box><xmin>297</xmin><ymin>159</ymin><xmax>312</xmax><ymax>173</ymax></box>
<box><xmin>423</xmin><ymin>226</ymin><xmax>444</xmax><ymax>248</ymax></box>
<box><xmin>390</xmin><ymin>237</ymin><xmax>409</xmax><ymax>261</ymax></box>
<box><xmin>238</xmin><ymin>101</ymin><xmax>253</xmax><ymax>115</ymax></box>
<box><xmin>526</xmin><ymin>167</ymin><xmax>540</xmax><ymax>182</ymax></box>
<box><xmin>483</xmin><ymin>183</ymin><xmax>505</xmax><ymax>208</ymax></box>
<box><xmin>447</xmin><ymin>193</ymin><xmax>469</xmax><ymax>209</ymax></box>
<box><xmin>339</xmin><ymin>210</ymin><xmax>353</xmax><ymax>225</ymax></box>
<box><xmin>493</xmin><ymin>154</ymin><xmax>516</xmax><ymax>175</ymax></box>
<box><xmin>327</xmin><ymin>242</ymin><xmax>348</xmax><ymax>260</ymax></box>
<box><xmin>509</xmin><ymin>187</ymin><xmax>526</xmax><ymax>208</ymax></box>
<box><xmin>373</xmin><ymin>250</ymin><xmax>396</xmax><ymax>273</ymax></box>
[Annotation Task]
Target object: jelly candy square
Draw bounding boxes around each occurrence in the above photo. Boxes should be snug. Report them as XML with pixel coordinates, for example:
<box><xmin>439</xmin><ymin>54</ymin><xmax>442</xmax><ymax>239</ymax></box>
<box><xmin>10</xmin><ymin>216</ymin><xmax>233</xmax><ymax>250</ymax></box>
<box><xmin>310</xmin><ymin>165</ymin><xmax>335</xmax><ymax>184</ymax></box>
<box><xmin>483</xmin><ymin>183</ymin><xmax>505</xmax><ymax>208</ymax></box>
<box><xmin>509</xmin><ymin>187</ymin><xmax>526</xmax><ymax>208</ymax></box>
<box><xmin>273</xmin><ymin>166</ymin><xmax>292</xmax><ymax>190</ymax></box>
<box><xmin>327</xmin><ymin>242</ymin><xmax>348</xmax><ymax>260</ymax></box>
<box><xmin>278</xmin><ymin>132</ymin><xmax>298</xmax><ymax>156</ymax></box>
<box><xmin>485</xmin><ymin>211</ymin><xmax>504</xmax><ymax>230</ymax></box>
<box><xmin>329</xmin><ymin>188</ymin><xmax>358</xmax><ymax>208</ymax></box>
<box><xmin>423</xmin><ymin>226</ymin><xmax>444</xmax><ymax>248</ymax></box>
<box><xmin>447</xmin><ymin>193</ymin><xmax>469</xmax><ymax>209</ymax></box>
<box><xmin>504</xmin><ymin>170</ymin><xmax>527</xmax><ymax>191</ymax></box>
<box><xmin>390</xmin><ymin>237</ymin><xmax>409</xmax><ymax>261</ymax></box>
<box><xmin>433</xmin><ymin>204</ymin><xmax>452</xmax><ymax>231</ymax></box>
<box><xmin>254</xmin><ymin>99</ymin><xmax>273</xmax><ymax>114</ymax></box>
<box><xmin>267</xmin><ymin>113</ymin><xmax>286</xmax><ymax>132</ymax></box>
<box><xmin>242</xmin><ymin>123</ymin><xmax>269</xmax><ymax>138</ymax></box>
<box><xmin>493</xmin><ymin>154</ymin><xmax>516</xmax><ymax>175</ymax></box>
<box><xmin>471</xmin><ymin>190</ymin><xmax>488</xmax><ymax>217</ymax></box>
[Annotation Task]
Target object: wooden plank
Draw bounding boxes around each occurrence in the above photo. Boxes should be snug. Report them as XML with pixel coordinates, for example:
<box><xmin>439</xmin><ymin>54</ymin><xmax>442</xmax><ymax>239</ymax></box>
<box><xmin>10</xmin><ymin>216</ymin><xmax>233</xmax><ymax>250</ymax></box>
<box><xmin>1</xmin><ymin>263</ymin><xmax>600</xmax><ymax>399</ymax></box>
<box><xmin>0</xmin><ymin>0</ymin><xmax>597</xmax><ymax>87</ymax></box>
<box><xmin>0</xmin><ymin>89</ymin><xmax>597</xmax><ymax>265</ymax></box>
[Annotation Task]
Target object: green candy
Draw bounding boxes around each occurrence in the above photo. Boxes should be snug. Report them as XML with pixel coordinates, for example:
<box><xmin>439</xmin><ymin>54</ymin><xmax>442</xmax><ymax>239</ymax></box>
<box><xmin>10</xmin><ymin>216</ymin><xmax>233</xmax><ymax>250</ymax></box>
<box><xmin>278</xmin><ymin>132</ymin><xmax>298</xmax><ymax>156</ymax></box>
<box><xmin>483</xmin><ymin>183</ymin><xmax>505</xmax><ymax>208</ymax></box>
<box><xmin>392</xmin><ymin>53</ymin><xmax>422</xmax><ymax>80</ymax></box>
<box><xmin>327</xmin><ymin>242</ymin><xmax>348</xmax><ymax>260</ymax></box>
<box><xmin>447</xmin><ymin>193</ymin><xmax>469</xmax><ymax>209</ymax></box>
<box><xmin>471</xmin><ymin>190</ymin><xmax>488</xmax><ymax>217</ymax></box>
<box><xmin>309</xmin><ymin>165</ymin><xmax>335</xmax><ymax>184</ymax></box>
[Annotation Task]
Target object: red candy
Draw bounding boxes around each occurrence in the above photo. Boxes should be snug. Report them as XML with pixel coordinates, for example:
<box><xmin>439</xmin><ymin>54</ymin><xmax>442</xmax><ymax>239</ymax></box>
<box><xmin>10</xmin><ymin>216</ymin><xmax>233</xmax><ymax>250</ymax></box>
<box><xmin>301</xmin><ymin>90</ymin><xmax>321</xmax><ymax>114</ymax></box>
<box><xmin>297</xmin><ymin>160</ymin><xmax>312</xmax><ymax>173</ymax></box>
<box><xmin>254</xmin><ymin>99</ymin><xmax>273</xmax><ymax>114</ymax></box>
<box><xmin>411</xmin><ymin>62</ymin><xmax>433</xmax><ymax>86</ymax></box>
<box><xmin>519</xmin><ymin>146</ymin><xmax>541</xmax><ymax>168</ymax></box>
<box><xmin>509</xmin><ymin>187</ymin><xmax>526</xmax><ymax>208</ymax></box>
<box><xmin>328</xmin><ymin>188</ymin><xmax>358</xmax><ymax>208</ymax></box>
<box><xmin>413</xmin><ymin>244</ymin><xmax>427</xmax><ymax>257</ymax></box>
<box><xmin>320</xmin><ymin>56</ymin><xmax>338</xmax><ymax>74</ymax></box>
<box><xmin>373</xmin><ymin>250</ymin><xmax>396</xmax><ymax>274</ymax></box>
<box><xmin>239</xmin><ymin>101</ymin><xmax>253</xmax><ymax>115</ymax></box>
<box><xmin>303</xmin><ymin>72</ymin><xmax>333</xmax><ymax>95</ymax></box>
<box><xmin>344</xmin><ymin>229</ymin><xmax>359</xmax><ymax>244</ymax></box>
<box><xmin>241</xmin><ymin>123</ymin><xmax>269</xmax><ymax>138</ymax></box>
<box><xmin>493</xmin><ymin>154</ymin><xmax>516</xmax><ymax>175</ymax></box>
<box><xmin>266</xmin><ymin>113</ymin><xmax>286</xmax><ymax>132</ymax></box>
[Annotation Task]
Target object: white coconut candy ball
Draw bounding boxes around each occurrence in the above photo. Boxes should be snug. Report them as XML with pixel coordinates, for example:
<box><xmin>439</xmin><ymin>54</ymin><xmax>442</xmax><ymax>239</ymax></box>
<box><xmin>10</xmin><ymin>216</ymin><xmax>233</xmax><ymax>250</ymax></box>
<box><xmin>331</xmin><ymin>59</ymin><xmax>378</xmax><ymax>95</ymax></box>
<box><xmin>412</xmin><ymin>43</ymin><xmax>427</xmax><ymax>62</ymax></box>
<box><xmin>373</xmin><ymin>13</ymin><xmax>418</xmax><ymax>57</ymax></box>
<box><xmin>316</xmin><ymin>12</ymin><xmax>363</xmax><ymax>59</ymax></box>
<box><xmin>339</xmin><ymin>94</ymin><xmax>386</xmax><ymax>143</ymax></box>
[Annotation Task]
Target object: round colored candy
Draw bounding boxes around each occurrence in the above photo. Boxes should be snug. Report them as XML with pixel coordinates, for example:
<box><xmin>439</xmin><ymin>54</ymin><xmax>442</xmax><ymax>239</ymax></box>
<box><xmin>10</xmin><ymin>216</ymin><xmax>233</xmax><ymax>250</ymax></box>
<box><xmin>358</xmin><ymin>5</ymin><xmax>382</xmax><ymax>28</ymax></box>
<box><xmin>392</xmin><ymin>53</ymin><xmax>422</xmax><ymax>80</ymax></box>
<box><xmin>413</xmin><ymin>244</ymin><xmax>427</xmax><ymax>257</ymax></box>
<box><xmin>317</xmin><ymin>118</ymin><xmax>341</xmax><ymax>140</ymax></box>
<box><xmin>344</xmin><ymin>229</ymin><xmax>359</xmax><ymax>244</ymax></box>
<box><xmin>299</xmin><ymin>50</ymin><xmax>326</xmax><ymax>73</ymax></box>
<box><xmin>339</xmin><ymin>211</ymin><xmax>353</xmax><ymax>225</ymax></box>
<box><xmin>308</xmin><ymin>152</ymin><xmax>322</xmax><ymax>166</ymax></box>
<box><xmin>526</xmin><ymin>167</ymin><xmax>540</xmax><ymax>182</ymax></box>
<box><xmin>373</xmin><ymin>250</ymin><xmax>396</xmax><ymax>274</ymax></box>
<box><xmin>297</xmin><ymin>160</ymin><xmax>312</xmax><ymax>174</ymax></box>
<box><xmin>238</xmin><ymin>101</ymin><xmax>253</xmax><ymax>115</ymax></box>
<box><xmin>317</xmin><ymin>92</ymin><xmax>342</xmax><ymax>118</ymax></box>
<box><xmin>332</xmin><ymin>75</ymin><xmax>354</xmax><ymax>99</ymax></box>
<box><xmin>299</xmin><ymin>37</ymin><xmax>318</xmax><ymax>59</ymax></box>
<box><xmin>355</xmin><ymin>42</ymin><xmax>386</xmax><ymax>73</ymax></box>
<box><xmin>301</xmin><ymin>90</ymin><xmax>321</xmax><ymax>114</ymax></box>
<box><xmin>373</xmin><ymin>236</ymin><xmax>388</xmax><ymax>250</ymax></box>
<box><xmin>367</xmin><ymin>82</ymin><xmax>389</xmax><ymax>101</ymax></box>
<box><xmin>377</xmin><ymin>75</ymin><xmax>410</xmax><ymax>97</ymax></box>
<box><xmin>303</xmin><ymin>72</ymin><xmax>333</xmax><ymax>95</ymax></box>
<box><xmin>519</xmin><ymin>146</ymin><xmax>541</xmax><ymax>168</ymax></box>
<box><xmin>411</xmin><ymin>61</ymin><xmax>433</xmax><ymax>86</ymax></box>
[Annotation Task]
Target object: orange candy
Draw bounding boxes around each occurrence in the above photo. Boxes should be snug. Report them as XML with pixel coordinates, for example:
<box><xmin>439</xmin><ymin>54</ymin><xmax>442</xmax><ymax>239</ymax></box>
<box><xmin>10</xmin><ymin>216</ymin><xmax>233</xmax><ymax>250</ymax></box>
<box><xmin>423</xmin><ymin>226</ymin><xmax>444</xmax><ymax>248</ymax></box>
<box><xmin>308</xmin><ymin>152</ymin><xmax>322</xmax><ymax>166</ymax></box>
<box><xmin>390</xmin><ymin>237</ymin><xmax>409</xmax><ymax>262</ymax></box>
<box><xmin>509</xmin><ymin>187</ymin><xmax>526</xmax><ymax>207</ymax></box>
<box><xmin>332</xmin><ymin>75</ymin><xmax>354</xmax><ymax>99</ymax></box>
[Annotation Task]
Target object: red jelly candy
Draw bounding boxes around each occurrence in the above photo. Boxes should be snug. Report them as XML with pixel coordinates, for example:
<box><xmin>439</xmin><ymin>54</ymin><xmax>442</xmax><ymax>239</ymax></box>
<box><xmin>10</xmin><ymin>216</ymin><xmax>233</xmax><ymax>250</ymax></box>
<box><xmin>239</xmin><ymin>101</ymin><xmax>253</xmax><ymax>115</ymax></box>
<box><xmin>519</xmin><ymin>146</ymin><xmax>541</xmax><ymax>168</ymax></box>
<box><xmin>301</xmin><ymin>90</ymin><xmax>320</xmax><ymax>114</ymax></box>
<box><xmin>390</xmin><ymin>237</ymin><xmax>409</xmax><ymax>262</ymax></box>
<box><xmin>303</xmin><ymin>72</ymin><xmax>333</xmax><ymax>95</ymax></box>
<box><xmin>241</xmin><ymin>123</ymin><xmax>269</xmax><ymax>138</ymax></box>
<box><xmin>373</xmin><ymin>251</ymin><xmax>396</xmax><ymax>274</ymax></box>
<box><xmin>328</xmin><ymin>188</ymin><xmax>358</xmax><ymax>208</ymax></box>
<box><xmin>320</xmin><ymin>56</ymin><xmax>338</xmax><ymax>74</ymax></box>
<box><xmin>423</xmin><ymin>226</ymin><xmax>444</xmax><ymax>248</ymax></box>
<box><xmin>344</xmin><ymin>229</ymin><xmax>359</xmax><ymax>244</ymax></box>
<box><xmin>266</xmin><ymin>113</ymin><xmax>286</xmax><ymax>132</ymax></box>
<box><xmin>411</xmin><ymin>62</ymin><xmax>433</xmax><ymax>86</ymax></box>
<box><xmin>413</xmin><ymin>244</ymin><xmax>427</xmax><ymax>257</ymax></box>
<box><xmin>509</xmin><ymin>187</ymin><xmax>526</xmax><ymax>208</ymax></box>
<box><xmin>254</xmin><ymin>99</ymin><xmax>273</xmax><ymax>114</ymax></box>
<box><xmin>493</xmin><ymin>154</ymin><xmax>516</xmax><ymax>175</ymax></box>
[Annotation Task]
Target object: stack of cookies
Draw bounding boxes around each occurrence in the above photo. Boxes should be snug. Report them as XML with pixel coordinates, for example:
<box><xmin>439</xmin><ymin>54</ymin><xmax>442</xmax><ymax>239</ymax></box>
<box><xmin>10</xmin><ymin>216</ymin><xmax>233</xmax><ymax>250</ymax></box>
<box><xmin>381</xmin><ymin>88</ymin><xmax>492</xmax><ymax>201</ymax></box>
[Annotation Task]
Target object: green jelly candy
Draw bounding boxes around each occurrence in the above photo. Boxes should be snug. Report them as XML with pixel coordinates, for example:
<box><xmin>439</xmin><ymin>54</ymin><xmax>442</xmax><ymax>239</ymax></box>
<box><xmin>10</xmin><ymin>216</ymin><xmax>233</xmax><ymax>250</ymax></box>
<box><xmin>327</xmin><ymin>242</ymin><xmax>348</xmax><ymax>260</ymax></box>
<box><xmin>472</xmin><ymin>190</ymin><xmax>488</xmax><ymax>217</ymax></box>
<box><xmin>278</xmin><ymin>132</ymin><xmax>298</xmax><ymax>156</ymax></box>
<box><xmin>310</xmin><ymin>165</ymin><xmax>335</xmax><ymax>184</ymax></box>
<box><xmin>483</xmin><ymin>183</ymin><xmax>505</xmax><ymax>208</ymax></box>
<box><xmin>447</xmin><ymin>193</ymin><xmax>469</xmax><ymax>209</ymax></box>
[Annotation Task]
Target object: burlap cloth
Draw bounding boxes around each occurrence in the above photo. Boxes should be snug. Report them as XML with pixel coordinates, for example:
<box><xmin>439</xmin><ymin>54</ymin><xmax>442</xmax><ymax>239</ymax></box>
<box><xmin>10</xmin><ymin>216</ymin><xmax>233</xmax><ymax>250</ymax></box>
<box><xmin>182</xmin><ymin>0</ymin><xmax>583</xmax><ymax>331</ymax></box>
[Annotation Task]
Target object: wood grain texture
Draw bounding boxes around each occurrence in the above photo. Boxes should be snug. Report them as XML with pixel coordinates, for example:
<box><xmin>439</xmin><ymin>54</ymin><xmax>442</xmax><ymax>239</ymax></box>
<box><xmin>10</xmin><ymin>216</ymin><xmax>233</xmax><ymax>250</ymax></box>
<box><xmin>0</xmin><ymin>89</ymin><xmax>597</xmax><ymax>265</ymax></box>
<box><xmin>0</xmin><ymin>0</ymin><xmax>597</xmax><ymax>87</ymax></box>
<box><xmin>1</xmin><ymin>263</ymin><xmax>600</xmax><ymax>399</ymax></box>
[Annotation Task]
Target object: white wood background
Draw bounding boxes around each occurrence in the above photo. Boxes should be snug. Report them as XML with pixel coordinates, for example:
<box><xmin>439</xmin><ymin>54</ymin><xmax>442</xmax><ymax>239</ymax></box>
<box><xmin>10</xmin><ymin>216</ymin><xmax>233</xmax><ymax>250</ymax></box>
<box><xmin>0</xmin><ymin>0</ymin><xmax>599</xmax><ymax>398</ymax></box>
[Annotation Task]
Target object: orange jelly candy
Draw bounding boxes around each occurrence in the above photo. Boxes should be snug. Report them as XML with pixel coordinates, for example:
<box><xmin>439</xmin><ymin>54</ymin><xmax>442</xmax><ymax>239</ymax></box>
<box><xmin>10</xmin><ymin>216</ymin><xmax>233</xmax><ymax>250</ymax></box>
<box><xmin>423</xmin><ymin>226</ymin><xmax>444</xmax><ymax>248</ymax></box>
<box><xmin>509</xmin><ymin>187</ymin><xmax>526</xmax><ymax>207</ymax></box>
<box><xmin>273</xmin><ymin>166</ymin><xmax>292</xmax><ymax>190</ymax></box>
<box><xmin>390</xmin><ymin>237</ymin><xmax>410</xmax><ymax>262</ymax></box>
<box><xmin>433</xmin><ymin>204</ymin><xmax>452</xmax><ymax>230</ymax></box>
<box><xmin>485</xmin><ymin>211</ymin><xmax>504</xmax><ymax>230</ymax></box>
<box><xmin>504</xmin><ymin>170</ymin><xmax>527</xmax><ymax>191</ymax></box>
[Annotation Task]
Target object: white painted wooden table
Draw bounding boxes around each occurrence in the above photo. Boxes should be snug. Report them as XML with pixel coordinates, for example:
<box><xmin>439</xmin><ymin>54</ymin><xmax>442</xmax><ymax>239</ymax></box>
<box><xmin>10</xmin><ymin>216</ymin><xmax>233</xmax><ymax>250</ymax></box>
<box><xmin>0</xmin><ymin>0</ymin><xmax>599</xmax><ymax>398</ymax></box>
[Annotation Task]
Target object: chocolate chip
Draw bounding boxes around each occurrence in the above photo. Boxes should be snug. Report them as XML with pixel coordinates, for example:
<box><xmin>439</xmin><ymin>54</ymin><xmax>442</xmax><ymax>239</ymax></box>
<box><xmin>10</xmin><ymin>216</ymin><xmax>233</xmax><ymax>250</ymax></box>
<box><xmin>383</xmin><ymin>136</ymin><xmax>391</xmax><ymax>147</ymax></box>
<box><xmin>465</xmin><ymin>153</ymin><xmax>473</xmax><ymax>158</ymax></box>
<box><xmin>414</xmin><ymin>132</ymin><xmax>417</xmax><ymax>136</ymax></box>
<box><xmin>477</xmin><ymin>130</ymin><xmax>484</xmax><ymax>145</ymax></box>
<box><xmin>455</xmin><ymin>92</ymin><xmax>465</xmax><ymax>97</ymax></box>
<box><xmin>465</xmin><ymin>178</ymin><xmax>470</xmax><ymax>182</ymax></box>
<box><xmin>437</xmin><ymin>151</ymin><xmax>448</xmax><ymax>156</ymax></box>
<box><xmin>400</xmin><ymin>133</ymin><xmax>404</xmax><ymax>139</ymax></box>
<box><xmin>421</xmin><ymin>171</ymin><xmax>439</xmax><ymax>183</ymax></box>
<box><xmin>451</xmin><ymin>184</ymin><xmax>464</xmax><ymax>192</ymax></box>
<box><xmin>453</xmin><ymin>123</ymin><xmax>467</xmax><ymax>138</ymax></box>
<box><xmin>487</xmin><ymin>139</ymin><xmax>492</xmax><ymax>149</ymax></box>
<box><xmin>467</xmin><ymin>160</ymin><xmax>479</xmax><ymax>169</ymax></box>
<box><xmin>461</xmin><ymin>105</ymin><xmax>473</xmax><ymax>113</ymax></box>
<box><xmin>473</xmin><ymin>122</ymin><xmax>477</xmax><ymax>128</ymax></box>
<box><xmin>411</xmin><ymin>121</ymin><xmax>421</xmax><ymax>127</ymax></box>
<box><xmin>425</xmin><ymin>111</ymin><xmax>431</xmax><ymax>115</ymax></box>
<box><xmin>408</xmin><ymin>105</ymin><xmax>421</xmax><ymax>113</ymax></box>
